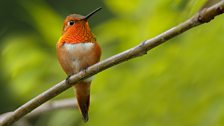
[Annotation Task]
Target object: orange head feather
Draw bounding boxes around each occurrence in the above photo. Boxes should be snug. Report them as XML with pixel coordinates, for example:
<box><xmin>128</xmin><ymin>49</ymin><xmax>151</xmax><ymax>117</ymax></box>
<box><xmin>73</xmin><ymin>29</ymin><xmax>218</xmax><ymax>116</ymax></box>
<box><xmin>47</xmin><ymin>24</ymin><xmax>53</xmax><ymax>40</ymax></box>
<box><xmin>59</xmin><ymin>7</ymin><xmax>102</xmax><ymax>44</ymax></box>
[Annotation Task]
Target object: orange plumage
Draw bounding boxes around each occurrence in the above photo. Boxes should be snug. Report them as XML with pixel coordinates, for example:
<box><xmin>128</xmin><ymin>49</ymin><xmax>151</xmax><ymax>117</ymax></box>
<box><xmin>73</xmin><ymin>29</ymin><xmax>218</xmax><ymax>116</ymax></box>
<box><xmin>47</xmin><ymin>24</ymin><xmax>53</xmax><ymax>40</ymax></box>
<box><xmin>56</xmin><ymin>8</ymin><xmax>101</xmax><ymax>122</ymax></box>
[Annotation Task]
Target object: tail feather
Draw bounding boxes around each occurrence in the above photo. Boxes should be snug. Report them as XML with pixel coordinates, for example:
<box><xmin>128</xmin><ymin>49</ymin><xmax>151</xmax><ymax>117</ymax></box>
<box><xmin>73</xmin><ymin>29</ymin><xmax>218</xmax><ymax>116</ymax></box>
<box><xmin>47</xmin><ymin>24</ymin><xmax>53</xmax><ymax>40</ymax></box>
<box><xmin>74</xmin><ymin>82</ymin><xmax>91</xmax><ymax>122</ymax></box>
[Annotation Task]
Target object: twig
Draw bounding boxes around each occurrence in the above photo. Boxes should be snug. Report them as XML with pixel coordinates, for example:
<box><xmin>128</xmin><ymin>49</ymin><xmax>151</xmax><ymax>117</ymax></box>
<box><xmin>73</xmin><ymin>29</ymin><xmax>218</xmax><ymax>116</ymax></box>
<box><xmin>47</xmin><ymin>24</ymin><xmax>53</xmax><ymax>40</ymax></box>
<box><xmin>0</xmin><ymin>1</ymin><xmax>224</xmax><ymax>126</ymax></box>
<box><xmin>0</xmin><ymin>98</ymin><xmax>77</xmax><ymax>123</ymax></box>
<box><xmin>25</xmin><ymin>98</ymin><xmax>77</xmax><ymax>118</ymax></box>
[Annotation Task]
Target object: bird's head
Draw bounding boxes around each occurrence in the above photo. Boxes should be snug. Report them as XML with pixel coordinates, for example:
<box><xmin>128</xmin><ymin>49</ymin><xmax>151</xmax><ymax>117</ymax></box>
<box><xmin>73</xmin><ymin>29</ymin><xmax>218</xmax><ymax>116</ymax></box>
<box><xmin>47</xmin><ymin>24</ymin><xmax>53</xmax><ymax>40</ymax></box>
<box><xmin>60</xmin><ymin>7</ymin><xmax>102</xmax><ymax>43</ymax></box>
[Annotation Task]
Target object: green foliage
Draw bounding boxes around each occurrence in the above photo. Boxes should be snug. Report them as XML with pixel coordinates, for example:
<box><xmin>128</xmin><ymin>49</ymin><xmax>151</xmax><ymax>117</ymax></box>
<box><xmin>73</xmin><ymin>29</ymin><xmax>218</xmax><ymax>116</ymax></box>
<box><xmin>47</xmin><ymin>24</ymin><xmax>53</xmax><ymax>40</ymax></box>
<box><xmin>1</xmin><ymin>0</ymin><xmax>224</xmax><ymax>126</ymax></box>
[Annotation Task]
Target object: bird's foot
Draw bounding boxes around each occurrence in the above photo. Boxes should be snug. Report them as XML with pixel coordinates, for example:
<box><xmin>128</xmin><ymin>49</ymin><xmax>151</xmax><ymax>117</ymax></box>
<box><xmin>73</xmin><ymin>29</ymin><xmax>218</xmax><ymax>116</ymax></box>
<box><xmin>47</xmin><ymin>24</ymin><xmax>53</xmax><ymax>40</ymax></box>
<box><xmin>65</xmin><ymin>74</ymin><xmax>72</xmax><ymax>85</ymax></box>
<box><xmin>81</xmin><ymin>67</ymin><xmax>88</xmax><ymax>73</ymax></box>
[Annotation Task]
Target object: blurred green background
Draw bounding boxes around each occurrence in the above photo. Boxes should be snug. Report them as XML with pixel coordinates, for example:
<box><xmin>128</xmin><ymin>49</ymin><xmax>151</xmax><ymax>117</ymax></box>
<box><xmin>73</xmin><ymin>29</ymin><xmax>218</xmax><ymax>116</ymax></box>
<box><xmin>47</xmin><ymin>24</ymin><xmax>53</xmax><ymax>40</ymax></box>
<box><xmin>1</xmin><ymin>0</ymin><xmax>224</xmax><ymax>126</ymax></box>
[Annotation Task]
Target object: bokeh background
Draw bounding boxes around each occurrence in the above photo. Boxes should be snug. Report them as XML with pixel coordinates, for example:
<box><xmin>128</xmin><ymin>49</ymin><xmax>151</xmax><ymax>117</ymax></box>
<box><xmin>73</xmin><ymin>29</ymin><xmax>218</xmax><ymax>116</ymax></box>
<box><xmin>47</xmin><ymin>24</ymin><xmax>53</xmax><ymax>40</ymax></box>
<box><xmin>1</xmin><ymin>0</ymin><xmax>224</xmax><ymax>126</ymax></box>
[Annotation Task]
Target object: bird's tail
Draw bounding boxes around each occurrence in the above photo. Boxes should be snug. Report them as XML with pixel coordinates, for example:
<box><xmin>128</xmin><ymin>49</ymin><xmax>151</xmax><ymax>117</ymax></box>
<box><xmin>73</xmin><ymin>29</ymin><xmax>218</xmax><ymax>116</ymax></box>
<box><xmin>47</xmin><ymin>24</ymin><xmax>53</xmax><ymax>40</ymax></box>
<box><xmin>73</xmin><ymin>82</ymin><xmax>91</xmax><ymax>122</ymax></box>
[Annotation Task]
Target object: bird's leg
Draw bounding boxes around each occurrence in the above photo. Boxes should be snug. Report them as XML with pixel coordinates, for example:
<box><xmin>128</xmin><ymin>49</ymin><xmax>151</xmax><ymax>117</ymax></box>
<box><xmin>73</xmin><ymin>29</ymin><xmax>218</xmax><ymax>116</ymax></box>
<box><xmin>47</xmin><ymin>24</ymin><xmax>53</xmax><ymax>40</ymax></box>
<box><xmin>66</xmin><ymin>67</ymin><xmax>89</xmax><ymax>85</ymax></box>
<box><xmin>81</xmin><ymin>67</ymin><xmax>87</xmax><ymax>73</ymax></box>
<box><xmin>80</xmin><ymin>67</ymin><xmax>89</xmax><ymax>81</ymax></box>
<box><xmin>65</xmin><ymin>74</ymin><xmax>73</xmax><ymax>85</ymax></box>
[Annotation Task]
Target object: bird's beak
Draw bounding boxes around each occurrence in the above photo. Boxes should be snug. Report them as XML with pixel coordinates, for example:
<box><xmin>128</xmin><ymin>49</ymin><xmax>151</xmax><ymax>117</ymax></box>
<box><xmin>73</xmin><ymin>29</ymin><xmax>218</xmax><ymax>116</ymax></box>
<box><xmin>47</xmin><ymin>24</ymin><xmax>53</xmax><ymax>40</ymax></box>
<box><xmin>84</xmin><ymin>7</ymin><xmax>102</xmax><ymax>20</ymax></box>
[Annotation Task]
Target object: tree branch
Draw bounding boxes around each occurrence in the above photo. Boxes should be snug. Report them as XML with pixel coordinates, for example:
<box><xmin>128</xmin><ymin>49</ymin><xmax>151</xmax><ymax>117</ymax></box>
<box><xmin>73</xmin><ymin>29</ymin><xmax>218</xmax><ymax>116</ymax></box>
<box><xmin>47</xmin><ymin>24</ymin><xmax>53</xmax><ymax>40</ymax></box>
<box><xmin>0</xmin><ymin>98</ymin><xmax>77</xmax><ymax>124</ymax></box>
<box><xmin>1</xmin><ymin>1</ymin><xmax>224</xmax><ymax>126</ymax></box>
<box><xmin>25</xmin><ymin>98</ymin><xmax>77</xmax><ymax>118</ymax></box>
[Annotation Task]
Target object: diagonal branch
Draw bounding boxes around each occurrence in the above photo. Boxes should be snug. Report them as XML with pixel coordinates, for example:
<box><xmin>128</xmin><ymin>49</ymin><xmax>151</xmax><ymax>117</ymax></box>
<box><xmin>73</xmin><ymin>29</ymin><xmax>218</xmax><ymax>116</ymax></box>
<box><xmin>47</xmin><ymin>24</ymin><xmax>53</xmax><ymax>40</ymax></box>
<box><xmin>1</xmin><ymin>1</ymin><xmax>224</xmax><ymax>126</ymax></box>
<box><xmin>0</xmin><ymin>98</ymin><xmax>77</xmax><ymax>122</ymax></box>
<box><xmin>25</xmin><ymin>98</ymin><xmax>77</xmax><ymax>118</ymax></box>
<box><xmin>0</xmin><ymin>98</ymin><xmax>77</xmax><ymax>126</ymax></box>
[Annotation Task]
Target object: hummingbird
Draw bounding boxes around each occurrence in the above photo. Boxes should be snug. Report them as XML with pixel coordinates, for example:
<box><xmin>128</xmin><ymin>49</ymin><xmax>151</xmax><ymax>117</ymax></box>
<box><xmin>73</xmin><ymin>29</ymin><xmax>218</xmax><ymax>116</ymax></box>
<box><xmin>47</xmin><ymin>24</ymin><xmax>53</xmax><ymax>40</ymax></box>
<box><xmin>56</xmin><ymin>7</ymin><xmax>102</xmax><ymax>122</ymax></box>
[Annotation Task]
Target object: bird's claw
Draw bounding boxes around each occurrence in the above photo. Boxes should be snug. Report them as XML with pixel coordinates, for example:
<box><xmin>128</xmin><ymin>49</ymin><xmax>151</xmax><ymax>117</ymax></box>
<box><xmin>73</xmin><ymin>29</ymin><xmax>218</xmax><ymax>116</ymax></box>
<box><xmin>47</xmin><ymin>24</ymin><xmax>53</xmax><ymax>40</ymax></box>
<box><xmin>81</xmin><ymin>68</ymin><xmax>87</xmax><ymax>73</ymax></box>
<box><xmin>65</xmin><ymin>68</ymin><xmax>87</xmax><ymax>85</ymax></box>
<box><xmin>65</xmin><ymin>74</ymin><xmax>72</xmax><ymax>85</ymax></box>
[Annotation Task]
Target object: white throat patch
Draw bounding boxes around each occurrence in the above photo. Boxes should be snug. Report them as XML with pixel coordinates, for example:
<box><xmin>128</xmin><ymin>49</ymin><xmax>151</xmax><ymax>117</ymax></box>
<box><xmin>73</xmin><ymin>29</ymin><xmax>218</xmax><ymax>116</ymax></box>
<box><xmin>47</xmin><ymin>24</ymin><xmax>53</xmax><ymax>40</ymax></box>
<box><xmin>63</xmin><ymin>42</ymin><xmax>94</xmax><ymax>51</ymax></box>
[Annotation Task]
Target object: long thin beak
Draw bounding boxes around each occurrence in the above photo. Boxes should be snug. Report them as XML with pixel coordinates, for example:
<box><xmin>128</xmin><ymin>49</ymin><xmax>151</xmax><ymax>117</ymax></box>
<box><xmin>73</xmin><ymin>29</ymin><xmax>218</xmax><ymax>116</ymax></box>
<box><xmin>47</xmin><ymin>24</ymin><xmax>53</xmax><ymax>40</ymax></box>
<box><xmin>84</xmin><ymin>7</ymin><xmax>102</xmax><ymax>20</ymax></box>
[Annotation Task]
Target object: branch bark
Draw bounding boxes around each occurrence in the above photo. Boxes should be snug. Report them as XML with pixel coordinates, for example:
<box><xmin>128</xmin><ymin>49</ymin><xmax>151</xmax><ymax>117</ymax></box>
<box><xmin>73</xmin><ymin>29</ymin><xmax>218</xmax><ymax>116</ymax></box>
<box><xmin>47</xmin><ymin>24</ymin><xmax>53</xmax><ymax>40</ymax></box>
<box><xmin>0</xmin><ymin>98</ymin><xmax>77</xmax><ymax>126</ymax></box>
<box><xmin>1</xmin><ymin>1</ymin><xmax>224</xmax><ymax>126</ymax></box>
<box><xmin>25</xmin><ymin>98</ymin><xmax>77</xmax><ymax>118</ymax></box>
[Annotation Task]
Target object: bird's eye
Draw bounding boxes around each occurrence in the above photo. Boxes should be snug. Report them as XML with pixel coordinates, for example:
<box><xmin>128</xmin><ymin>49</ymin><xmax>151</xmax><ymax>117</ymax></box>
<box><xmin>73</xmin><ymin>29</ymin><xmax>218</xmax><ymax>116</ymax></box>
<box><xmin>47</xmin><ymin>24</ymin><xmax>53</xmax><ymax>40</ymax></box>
<box><xmin>68</xmin><ymin>20</ymin><xmax>75</xmax><ymax>26</ymax></box>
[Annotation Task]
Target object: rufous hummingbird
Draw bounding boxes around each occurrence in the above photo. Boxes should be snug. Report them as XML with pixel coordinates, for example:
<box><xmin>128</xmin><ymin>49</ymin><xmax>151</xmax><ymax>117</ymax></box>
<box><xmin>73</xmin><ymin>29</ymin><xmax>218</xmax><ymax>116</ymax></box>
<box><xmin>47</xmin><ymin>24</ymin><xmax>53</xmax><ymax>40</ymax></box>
<box><xmin>56</xmin><ymin>7</ymin><xmax>102</xmax><ymax>122</ymax></box>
